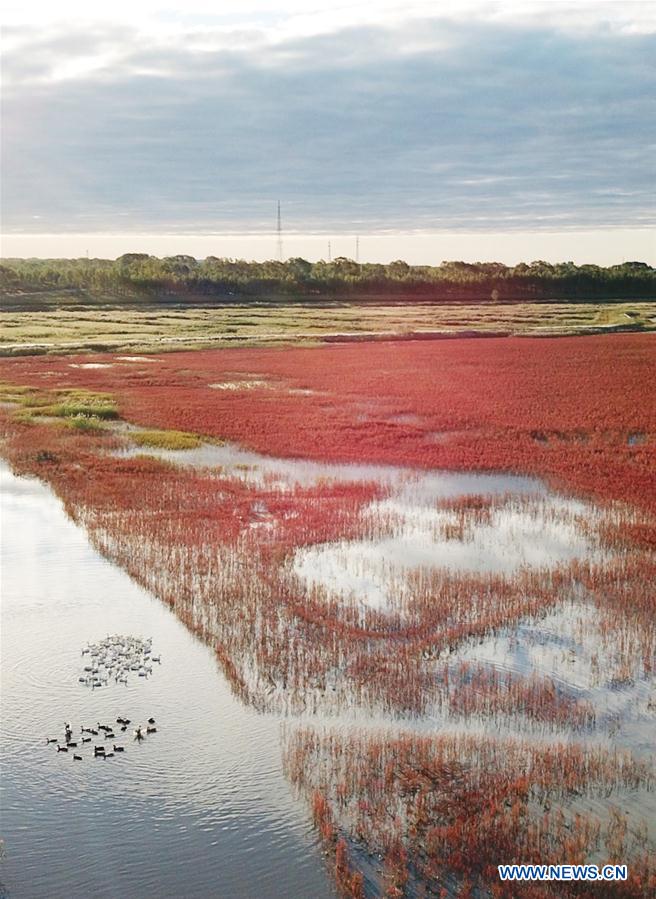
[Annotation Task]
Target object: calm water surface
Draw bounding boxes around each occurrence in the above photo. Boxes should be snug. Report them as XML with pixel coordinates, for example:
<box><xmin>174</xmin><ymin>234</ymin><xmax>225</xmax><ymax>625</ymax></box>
<box><xmin>0</xmin><ymin>463</ymin><xmax>334</xmax><ymax>899</ymax></box>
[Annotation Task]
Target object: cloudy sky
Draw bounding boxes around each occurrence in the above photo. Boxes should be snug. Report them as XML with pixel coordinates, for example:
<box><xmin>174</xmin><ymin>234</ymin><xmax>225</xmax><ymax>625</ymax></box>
<box><xmin>2</xmin><ymin>1</ymin><xmax>654</xmax><ymax>262</ymax></box>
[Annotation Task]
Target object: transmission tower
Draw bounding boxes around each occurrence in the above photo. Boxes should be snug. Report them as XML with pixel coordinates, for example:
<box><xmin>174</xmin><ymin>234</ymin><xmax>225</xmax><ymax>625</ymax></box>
<box><xmin>355</xmin><ymin>236</ymin><xmax>360</xmax><ymax>263</ymax></box>
<box><xmin>276</xmin><ymin>201</ymin><xmax>284</xmax><ymax>261</ymax></box>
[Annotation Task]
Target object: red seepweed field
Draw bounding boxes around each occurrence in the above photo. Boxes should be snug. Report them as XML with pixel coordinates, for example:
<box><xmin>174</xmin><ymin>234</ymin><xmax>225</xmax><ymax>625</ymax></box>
<box><xmin>1</xmin><ymin>333</ymin><xmax>655</xmax><ymax>511</ymax></box>
<box><xmin>1</xmin><ymin>332</ymin><xmax>655</xmax><ymax>897</ymax></box>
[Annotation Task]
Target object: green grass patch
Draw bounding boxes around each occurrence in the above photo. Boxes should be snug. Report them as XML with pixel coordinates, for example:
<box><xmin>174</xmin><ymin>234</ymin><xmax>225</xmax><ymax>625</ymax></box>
<box><xmin>132</xmin><ymin>429</ymin><xmax>202</xmax><ymax>450</ymax></box>
<box><xmin>50</xmin><ymin>401</ymin><xmax>118</xmax><ymax>420</ymax></box>
<box><xmin>0</xmin><ymin>383</ymin><xmax>119</xmax><ymax>422</ymax></box>
<box><xmin>63</xmin><ymin>416</ymin><xmax>109</xmax><ymax>432</ymax></box>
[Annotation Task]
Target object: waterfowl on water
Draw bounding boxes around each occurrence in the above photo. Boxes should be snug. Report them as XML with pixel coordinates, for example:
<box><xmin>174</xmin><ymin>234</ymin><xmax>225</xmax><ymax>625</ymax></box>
<box><xmin>79</xmin><ymin>634</ymin><xmax>160</xmax><ymax>688</ymax></box>
<box><xmin>49</xmin><ymin>710</ymin><xmax>161</xmax><ymax>761</ymax></box>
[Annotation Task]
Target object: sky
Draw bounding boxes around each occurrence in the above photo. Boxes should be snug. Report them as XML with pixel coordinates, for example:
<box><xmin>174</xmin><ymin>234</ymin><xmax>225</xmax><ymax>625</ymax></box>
<box><xmin>1</xmin><ymin>1</ymin><xmax>655</xmax><ymax>263</ymax></box>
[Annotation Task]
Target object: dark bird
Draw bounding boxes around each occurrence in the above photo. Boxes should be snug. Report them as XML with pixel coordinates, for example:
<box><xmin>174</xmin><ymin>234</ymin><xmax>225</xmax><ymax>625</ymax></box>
<box><xmin>113</xmin><ymin>745</ymin><xmax>125</xmax><ymax>752</ymax></box>
<box><xmin>73</xmin><ymin>754</ymin><xmax>82</xmax><ymax>761</ymax></box>
<box><xmin>147</xmin><ymin>717</ymin><xmax>156</xmax><ymax>725</ymax></box>
<box><xmin>57</xmin><ymin>745</ymin><xmax>68</xmax><ymax>753</ymax></box>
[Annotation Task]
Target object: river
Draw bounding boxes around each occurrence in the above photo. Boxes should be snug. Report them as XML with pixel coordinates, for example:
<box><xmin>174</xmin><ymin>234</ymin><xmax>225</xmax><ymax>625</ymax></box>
<box><xmin>0</xmin><ymin>462</ymin><xmax>334</xmax><ymax>899</ymax></box>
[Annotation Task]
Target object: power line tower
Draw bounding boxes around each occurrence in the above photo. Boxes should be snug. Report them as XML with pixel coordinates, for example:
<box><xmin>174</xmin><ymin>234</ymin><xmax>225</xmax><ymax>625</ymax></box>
<box><xmin>276</xmin><ymin>201</ymin><xmax>284</xmax><ymax>262</ymax></box>
<box><xmin>328</xmin><ymin>240</ymin><xmax>332</xmax><ymax>262</ymax></box>
<box><xmin>355</xmin><ymin>236</ymin><xmax>360</xmax><ymax>263</ymax></box>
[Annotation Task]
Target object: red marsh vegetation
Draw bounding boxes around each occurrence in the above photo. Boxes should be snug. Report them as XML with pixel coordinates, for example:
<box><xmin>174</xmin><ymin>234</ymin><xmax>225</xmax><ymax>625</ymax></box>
<box><xmin>1</xmin><ymin>333</ymin><xmax>654</xmax><ymax>515</ymax></box>
<box><xmin>285</xmin><ymin>728</ymin><xmax>655</xmax><ymax>898</ymax></box>
<box><xmin>0</xmin><ymin>333</ymin><xmax>654</xmax><ymax>896</ymax></box>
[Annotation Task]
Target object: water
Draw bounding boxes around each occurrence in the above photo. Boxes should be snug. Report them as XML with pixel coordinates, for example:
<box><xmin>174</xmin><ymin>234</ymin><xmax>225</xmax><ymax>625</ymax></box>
<box><xmin>0</xmin><ymin>464</ymin><xmax>334</xmax><ymax>899</ymax></box>
<box><xmin>116</xmin><ymin>439</ymin><xmax>582</xmax><ymax>616</ymax></box>
<box><xmin>115</xmin><ymin>436</ymin><xmax>541</xmax><ymax>493</ymax></box>
<box><xmin>293</xmin><ymin>496</ymin><xmax>594</xmax><ymax>612</ymax></box>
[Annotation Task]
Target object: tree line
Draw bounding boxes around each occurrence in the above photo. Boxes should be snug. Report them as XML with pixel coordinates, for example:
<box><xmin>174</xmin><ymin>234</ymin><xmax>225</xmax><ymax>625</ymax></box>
<box><xmin>1</xmin><ymin>255</ymin><xmax>654</xmax><ymax>305</ymax></box>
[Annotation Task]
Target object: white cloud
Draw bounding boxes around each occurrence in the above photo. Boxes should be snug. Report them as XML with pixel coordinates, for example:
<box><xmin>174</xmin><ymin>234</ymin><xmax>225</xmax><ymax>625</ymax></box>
<box><xmin>3</xmin><ymin>1</ymin><xmax>655</xmax><ymax>37</ymax></box>
<box><xmin>1</xmin><ymin>2</ymin><xmax>654</xmax><ymax>239</ymax></box>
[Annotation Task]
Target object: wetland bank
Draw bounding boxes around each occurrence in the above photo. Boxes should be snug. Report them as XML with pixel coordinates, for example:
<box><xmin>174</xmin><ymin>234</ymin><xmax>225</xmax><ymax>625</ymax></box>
<box><xmin>1</xmin><ymin>333</ymin><xmax>654</xmax><ymax>897</ymax></box>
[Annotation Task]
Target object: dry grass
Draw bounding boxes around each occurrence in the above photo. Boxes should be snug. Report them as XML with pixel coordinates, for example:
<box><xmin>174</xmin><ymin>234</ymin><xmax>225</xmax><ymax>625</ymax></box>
<box><xmin>1</xmin><ymin>300</ymin><xmax>654</xmax><ymax>356</ymax></box>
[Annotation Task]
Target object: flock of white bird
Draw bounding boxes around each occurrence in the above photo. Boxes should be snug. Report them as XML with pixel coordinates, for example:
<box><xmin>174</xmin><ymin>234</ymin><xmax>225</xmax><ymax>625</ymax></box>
<box><xmin>78</xmin><ymin>634</ymin><xmax>161</xmax><ymax>688</ymax></box>
<box><xmin>46</xmin><ymin>634</ymin><xmax>163</xmax><ymax>760</ymax></box>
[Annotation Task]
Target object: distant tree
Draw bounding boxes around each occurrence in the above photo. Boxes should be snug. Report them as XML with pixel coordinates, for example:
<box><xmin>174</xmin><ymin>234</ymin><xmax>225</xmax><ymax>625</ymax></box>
<box><xmin>285</xmin><ymin>257</ymin><xmax>313</xmax><ymax>279</ymax></box>
<box><xmin>331</xmin><ymin>257</ymin><xmax>361</xmax><ymax>278</ymax></box>
<box><xmin>388</xmin><ymin>260</ymin><xmax>410</xmax><ymax>279</ymax></box>
<box><xmin>1</xmin><ymin>255</ymin><xmax>654</xmax><ymax>305</ymax></box>
<box><xmin>117</xmin><ymin>253</ymin><xmax>151</xmax><ymax>265</ymax></box>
